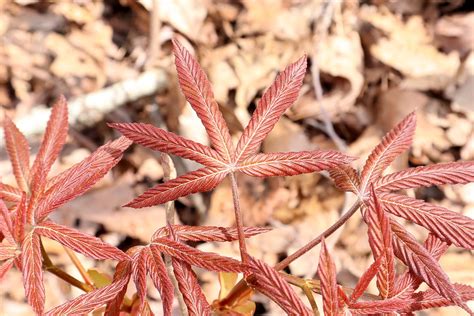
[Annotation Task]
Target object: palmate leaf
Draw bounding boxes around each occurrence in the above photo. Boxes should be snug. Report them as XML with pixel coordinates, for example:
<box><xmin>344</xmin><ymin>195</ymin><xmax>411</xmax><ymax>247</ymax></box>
<box><xmin>317</xmin><ymin>238</ymin><xmax>339</xmax><ymax>316</ymax></box>
<box><xmin>247</xmin><ymin>257</ymin><xmax>312</xmax><ymax>315</ymax></box>
<box><xmin>172</xmin><ymin>39</ymin><xmax>234</xmax><ymax>163</ymax></box>
<box><xmin>109</xmin><ymin>122</ymin><xmax>225</xmax><ymax>167</ymax></box>
<box><xmin>375</xmin><ymin>161</ymin><xmax>474</xmax><ymax>191</ymax></box>
<box><xmin>35</xmin><ymin>137</ymin><xmax>131</xmax><ymax>221</ymax></box>
<box><xmin>0</xmin><ymin>183</ymin><xmax>22</xmax><ymax>202</ymax></box>
<box><xmin>360</xmin><ymin>111</ymin><xmax>416</xmax><ymax>194</ymax></box>
<box><xmin>235</xmin><ymin>55</ymin><xmax>307</xmax><ymax>163</ymax></box>
<box><xmin>126</xmin><ymin>167</ymin><xmax>229</xmax><ymax>208</ymax></box>
<box><xmin>150</xmin><ymin>237</ymin><xmax>248</xmax><ymax>273</ymax></box>
<box><xmin>0</xmin><ymin>258</ymin><xmax>14</xmax><ymax>280</ymax></box>
<box><xmin>147</xmin><ymin>246</ymin><xmax>174</xmax><ymax>316</ymax></box>
<box><xmin>152</xmin><ymin>224</ymin><xmax>271</xmax><ymax>242</ymax></box>
<box><xmin>172</xmin><ymin>257</ymin><xmax>212</xmax><ymax>316</ymax></box>
<box><xmin>390</xmin><ymin>220</ymin><xmax>470</xmax><ymax>312</ymax></box>
<box><xmin>366</xmin><ymin>188</ymin><xmax>395</xmax><ymax>299</ymax></box>
<box><xmin>380</xmin><ymin>193</ymin><xmax>474</xmax><ymax>249</ymax></box>
<box><xmin>21</xmin><ymin>232</ymin><xmax>44</xmax><ymax>315</ymax></box>
<box><xmin>46</xmin><ymin>266</ymin><xmax>131</xmax><ymax>316</ymax></box>
<box><xmin>35</xmin><ymin>221</ymin><xmax>128</xmax><ymax>261</ymax></box>
<box><xmin>3</xmin><ymin>116</ymin><xmax>30</xmax><ymax>192</ymax></box>
<box><xmin>237</xmin><ymin>150</ymin><xmax>354</xmax><ymax>177</ymax></box>
<box><xmin>29</xmin><ymin>95</ymin><xmax>68</xmax><ymax>194</ymax></box>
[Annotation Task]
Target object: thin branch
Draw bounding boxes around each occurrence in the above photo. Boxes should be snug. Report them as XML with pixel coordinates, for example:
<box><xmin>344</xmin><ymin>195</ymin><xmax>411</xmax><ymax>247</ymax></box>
<box><xmin>229</xmin><ymin>172</ymin><xmax>249</xmax><ymax>263</ymax></box>
<box><xmin>63</xmin><ymin>245</ymin><xmax>94</xmax><ymax>288</ymax></box>
<box><xmin>40</xmin><ymin>240</ymin><xmax>93</xmax><ymax>292</ymax></box>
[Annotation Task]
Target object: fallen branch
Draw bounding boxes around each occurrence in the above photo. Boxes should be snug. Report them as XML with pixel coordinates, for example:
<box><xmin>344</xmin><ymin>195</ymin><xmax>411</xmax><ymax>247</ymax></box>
<box><xmin>0</xmin><ymin>69</ymin><xmax>168</xmax><ymax>147</ymax></box>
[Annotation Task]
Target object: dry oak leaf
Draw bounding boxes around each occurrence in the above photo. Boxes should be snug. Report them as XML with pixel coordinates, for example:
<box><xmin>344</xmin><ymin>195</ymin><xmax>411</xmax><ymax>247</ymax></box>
<box><xmin>0</xmin><ymin>96</ymin><xmax>131</xmax><ymax>315</ymax></box>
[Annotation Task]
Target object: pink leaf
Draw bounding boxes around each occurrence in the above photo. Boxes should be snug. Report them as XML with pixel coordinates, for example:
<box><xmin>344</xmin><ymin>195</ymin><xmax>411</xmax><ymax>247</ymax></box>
<box><xmin>3</xmin><ymin>116</ymin><xmax>30</xmax><ymax>192</ymax></box>
<box><xmin>0</xmin><ymin>183</ymin><xmax>22</xmax><ymax>202</ymax></box>
<box><xmin>131</xmin><ymin>247</ymin><xmax>148</xmax><ymax>312</ymax></box>
<box><xmin>0</xmin><ymin>200</ymin><xmax>14</xmax><ymax>242</ymax></box>
<box><xmin>402</xmin><ymin>283</ymin><xmax>474</xmax><ymax>312</ymax></box>
<box><xmin>104</xmin><ymin>260</ymin><xmax>132</xmax><ymax>316</ymax></box>
<box><xmin>126</xmin><ymin>167</ymin><xmax>228</xmax><ymax>208</ymax></box>
<box><xmin>147</xmin><ymin>246</ymin><xmax>174</xmax><ymax>316</ymax></box>
<box><xmin>30</xmin><ymin>95</ymin><xmax>68</xmax><ymax>192</ymax></box>
<box><xmin>238</xmin><ymin>150</ymin><xmax>354</xmax><ymax>177</ymax></box>
<box><xmin>35</xmin><ymin>221</ymin><xmax>128</xmax><ymax>261</ymax></box>
<box><xmin>152</xmin><ymin>225</ymin><xmax>271</xmax><ymax>242</ymax></box>
<box><xmin>13</xmin><ymin>193</ymin><xmax>27</xmax><ymax>244</ymax></box>
<box><xmin>375</xmin><ymin>161</ymin><xmax>474</xmax><ymax>191</ymax></box>
<box><xmin>47</xmin><ymin>266</ymin><xmax>131</xmax><ymax>316</ymax></box>
<box><xmin>172</xmin><ymin>257</ymin><xmax>211</xmax><ymax>316</ymax></box>
<box><xmin>150</xmin><ymin>238</ymin><xmax>247</xmax><ymax>273</ymax></box>
<box><xmin>172</xmin><ymin>39</ymin><xmax>234</xmax><ymax>163</ymax></box>
<box><xmin>349</xmin><ymin>256</ymin><xmax>383</xmax><ymax>303</ymax></box>
<box><xmin>360</xmin><ymin>112</ymin><xmax>416</xmax><ymax>194</ymax></box>
<box><xmin>0</xmin><ymin>258</ymin><xmax>14</xmax><ymax>280</ymax></box>
<box><xmin>366</xmin><ymin>188</ymin><xmax>395</xmax><ymax>298</ymax></box>
<box><xmin>22</xmin><ymin>232</ymin><xmax>44</xmax><ymax>315</ymax></box>
<box><xmin>390</xmin><ymin>220</ymin><xmax>469</xmax><ymax>312</ymax></box>
<box><xmin>110</xmin><ymin>122</ymin><xmax>225</xmax><ymax>167</ymax></box>
<box><xmin>380</xmin><ymin>193</ymin><xmax>474</xmax><ymax>249</ymax></box>
<box><xmin>317</xmin><ymin>238</ymin><xmax>339</xmax><ymax>316</ymax></box>
<box><xmin>349</xmin><ymin>297</ymin><xmax>407</xmax><ymax>314</ymax></box>
<box><xmin>328</xmin><ymin>165</ymin><xmax>360</xmax><ymax>194</ymax></box>
<box><xmin>235</xmin><ymin>55</ymin><xmax>307</xmax><ymax>162</ymax></box>
<box><xmin>247</xmin><ymin>257</ymin><xmax>312</xmax><ymax>315</ymax></box>
<box><xmin>35</xmin><ymin>136</ymin><xmax>131</xmax><ymax>221</ymax></box>
<box><xmin>0</xmin><ymin>242</ymin><xmax>16</xmax><ymax>260</ymax></box>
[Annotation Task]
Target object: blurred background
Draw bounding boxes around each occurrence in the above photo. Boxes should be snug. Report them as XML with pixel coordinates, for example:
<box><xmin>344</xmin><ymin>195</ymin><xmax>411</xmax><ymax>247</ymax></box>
<box><xmin>0</xmin><ymin>0</ymin><xmax>473</xmax><ymax>314</ymax></box>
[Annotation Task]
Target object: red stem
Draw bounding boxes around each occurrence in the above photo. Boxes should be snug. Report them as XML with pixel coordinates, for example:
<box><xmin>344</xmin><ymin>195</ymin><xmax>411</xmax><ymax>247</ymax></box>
<box><xmin>229</xmin><ymin>172</ymin><xmax>248</xmax><ymax>263</ymax></box>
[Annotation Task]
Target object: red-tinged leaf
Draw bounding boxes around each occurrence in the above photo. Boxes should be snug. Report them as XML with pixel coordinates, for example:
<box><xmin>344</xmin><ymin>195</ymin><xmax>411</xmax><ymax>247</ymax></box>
<box><xmin>172</xmin><ymin>39</ymin><xmax>234</xmax><ymax>163</ymax></box>
<box><xmin>375</xmin><ymin>161</ymin><xmax>474</xmax><ymax>192</ymax></box>
<box><xmin>360</xmin><ymin>112</ymin><xmax>416</xmax><ymax>194</ymax></box>
<box><xmin>35</xmin><ymin>137</ymin><xmax>131</xmax><ymax>221</ymax></box>
<box><xmin>0</xmin><ymin>183</ymin><xmax>22</xmax><ymax>202</ymax></box>
<box><xmin>390</xmin><ymin>220</ymin><xmax>469</xmax><ymax>312</ymax></box>
<box><xmin>318</xmin><ymin>238</ymin><xmax>339</xmax><ymax>316</ymax></box>
<box><xmin>350</xmin><ymin>256</ymin><xmax>383</xmax><ymax>303</ymax></box>
<box><xmin>30</xmin><ymin>95</ymin><xmax>68</xmax><ymax>192</ymax></box>
<box><xmin>104</xmin><ymin>260</ymin><xmax>132</xmax><ymax>316</ymax></box>
<box><xmin>0</xmin><ymin>258</ymin><xmax>14</xmax><ymax>280</ymax></box>
<box><xmin>151</xmin><ymin>238</ymin><xmax>247</xmax><ymax>273</ymax></box>
<box><xmin>402</xmin><ymin>283</ymin><xmax>474</xmax><ymax>313</ymax></box>
<box><xmin>328</xmin><ymin>165</ymin><xmax>360</xmax><ymax>194</ymax></box>
<box><xmin>394</xmin><ymin>234</ymin><xmax>449</xmax><ymax>298</ymax></box>
<box><xmin>13</xmin><ymin>193</ymin><xmax>27</xmax><ymax>244</ymax></box>
<box><xmin>366</xmin><ymin>188</ymin><xmax>395</xmax><ymax>299</ymax></box>
<box><xmin>0</xmin><ymin>242</ymin><xmax>16</xmax><ymax>260</ymax></box>
<box><xmin>126</xmin><ymin>167</ymin><xmax>228</xmax><ymax>208</ymax></box>
<box><xmin>131</xmin><ymin>247</ymin><xmax>148</xmax><ymax>312</ymax></box>
<box><xmin>35</xmin><ymin>221</ymin><xmax>128</xmax><ymax>261</ymax></box>
<box><xmin>147</xmin><ymin>246</ymin><xmax>174</xmax><ymax>316</ymax></box>
<box><xmin>47</xmin><ymin>267</ymin><xmax>131</xmax><ymax>316</ymax></box>
<box><xmin>380</xmin><ymin>193</ymin><xmax>474</xmax><ymax>249</ymax></box>
<box><xmin>237</xmin><ymin>150</ymin><xmax>354</xmax><ymax>177</ymax></box>
<box><xmin>22</xmin><ymin>232</ymin><xmax>44</xmax><ymax>315</ymax></box>
<box><xmin>349</xmin><ymin>297</ymin><xmax>407</xmax><ymax>314</ymax></box>
<box><xmin>110</xmin><ymin>122</ymin><xmax>225</xmax><ymax>167</ymax></box>
<box><xmin>172</xmin><ymin>257</ymin><xmax>211</xmax><ymax>316</ymax></box>
<box><xmin>0</xmin><ymin>199</ymin><xmax>14</xmax><ymax>242</ymax></box>
<box><xmin>247</xmin><ymin>257</ymin><xmax>312</xmax><ymax>315</ymax></box>
<box><xmin>3</xmin><ymin>116</ymin><xmax>30</xmax><ymax>192</ymax></box>
<box><xmin>152</xmin><ymin>224</ymin><xmax>272</xmax><ymax>242</ymax></box>
<box><xmin>235</xmin><ymin>55</ymin><xmax>307</xmax><ymax>162</ymax></box>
